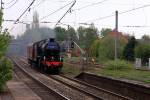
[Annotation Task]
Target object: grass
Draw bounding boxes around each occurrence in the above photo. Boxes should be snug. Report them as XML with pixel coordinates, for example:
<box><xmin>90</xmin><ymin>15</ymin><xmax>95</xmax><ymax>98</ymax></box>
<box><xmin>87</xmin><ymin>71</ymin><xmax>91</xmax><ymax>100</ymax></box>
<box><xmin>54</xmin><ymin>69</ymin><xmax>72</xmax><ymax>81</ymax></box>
<box><xmin>89</xmin><ymin>68</ymin><xmax>150</xmax><ymax>83</ymax></box>
<box><xmin>61</xmin><ymin>63</ymin><xmax>82</xmax><ymax>77</ymax></box>
<box><xmin>62</xmin><ymin>61</ymin><xmax>150</xmax><ymax>83</ymax></box>
<box><xmin>64</xmin><ymin>57</ymin><xmax>81</xmax><ymax>64</ymax></box>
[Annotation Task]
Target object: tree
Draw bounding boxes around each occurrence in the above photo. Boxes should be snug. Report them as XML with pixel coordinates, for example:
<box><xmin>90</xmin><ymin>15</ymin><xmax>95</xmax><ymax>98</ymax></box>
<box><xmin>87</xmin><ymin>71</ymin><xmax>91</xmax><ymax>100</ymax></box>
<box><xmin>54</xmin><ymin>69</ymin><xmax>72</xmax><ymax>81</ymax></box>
<box><xmin>85</xmin><ymin>25</ymin><xmax>98</xmax><ymax>49</ymax></box>
<box><xmin>123</xmin><ymin>36</ymin><xmax>137</xmax><ymax>61</ymax></box>
<box><xmin>135</xmin><ymin>43</ymin><xmax>150</xmax><ymax>65</ymax></box>
<box><xmin>142</xmin><ymin>35</ymin><xmax>150</xmax><ymax>41</ymax></box>
<box><xmin>54</xmin><ymin>27</ymin><xmax>67</xmax><ymax>41</ymax></box>
<box><xmin>77</xmin><ymin>25</ymin><xmax>98</xmax><ymax>50</ymax></box>
<box><xmin>99</xmin><ymin>34</ymin><xmax>127</xmax><ymax>61</ymax></box>
<box><xmin>77</xmin><ymin>26</ymin><xmax>86</xmax><ymax>48</ymax></box>
<box><xmin>89</xmin><ymin>39</ymin><xmax>101</xmax><ymax>57</ymax></box>
<box><xmin>0</xmin><ymin>10</ymin><xmax>3</xmax><ymax>27</ymax></box>
<box><xmin>100</xmin><ymin>28</ymin><xmax>112</xmax><ymax>37</ymax></box>
<box><xmin>0</xmin><ymin>58</ymin><xmax>13</xmax><ymax>91</ymax></box>
<box><xmin>141</xmin><ymin>34</ymin><xmax>150</xmax><ymax>44</ymax></box>
<box><xmin>0</xmin><ymin>10</ymin><xmax>12</xmax><ymax>91</ymax></box>
<box><xmin>67</xmin><ymin>27</ymin><xmax>78</xmax><ymax>42</ymax></box>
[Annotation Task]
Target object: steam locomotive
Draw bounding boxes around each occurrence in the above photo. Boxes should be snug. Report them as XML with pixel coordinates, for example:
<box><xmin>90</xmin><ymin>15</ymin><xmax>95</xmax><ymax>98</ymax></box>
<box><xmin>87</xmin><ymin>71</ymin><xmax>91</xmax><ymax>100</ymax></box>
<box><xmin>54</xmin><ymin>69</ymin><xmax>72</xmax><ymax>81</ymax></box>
<box><xmin>27</xmin><ymin>38</ymin><xmax>63</xmax><ymax>73</ymax></box>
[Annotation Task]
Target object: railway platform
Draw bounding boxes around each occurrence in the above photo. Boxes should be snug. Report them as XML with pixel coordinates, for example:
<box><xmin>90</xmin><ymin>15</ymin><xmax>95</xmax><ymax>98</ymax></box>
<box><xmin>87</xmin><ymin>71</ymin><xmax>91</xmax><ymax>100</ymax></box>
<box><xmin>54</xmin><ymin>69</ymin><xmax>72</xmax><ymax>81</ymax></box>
<box><xmin>7</xmin><ymin>80</ymin><xmax>41</xmax><ymax>100</ymax></box>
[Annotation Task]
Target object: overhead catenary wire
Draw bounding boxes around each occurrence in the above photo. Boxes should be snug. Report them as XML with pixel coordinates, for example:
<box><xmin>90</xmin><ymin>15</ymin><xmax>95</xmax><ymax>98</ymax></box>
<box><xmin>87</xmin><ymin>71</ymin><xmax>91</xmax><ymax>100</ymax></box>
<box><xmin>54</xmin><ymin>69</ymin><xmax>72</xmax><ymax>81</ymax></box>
<box><xmin>123</xmin><ymin>25</ymin><xmax>150</xmax><ymax>28</ymax></box>
<box><xmin>74</xmin><ymin>0</ymin><xmax>109</xmax><ymax>11</ymax></box>
<box><xmin>3</xmin><ymin>19</ymin><xmax>58</xmax><ymax>24</ymax></box>
<box><xmin>4</xmin><ymin>0</ymin><xmax>15</xmax><ymax>4</ymax></box>
<box><xmin>4</xmin><ymin>0</ymin><xmax>18</xmax><ymax>9</ymax></box>
<box><xmin>31</xmin><ymin>0</ymin><xmax>45</xmax><ymax>10</ymax></box>
<box><xmin>14</xmin><ymin>0</ymin><xmax>36</xmax><ymax>24</ymax></box>
<box><xmin>40</xmin><ymin>0</ymin><xmax>74</xmax><ymax>21</ymax></box>
<box><xmin>55</xmin><ymin>0</ymin><xmax>76</xmax><ymax>26</ymax></box>
<box><xmin>85</xmin><ymin>4</ymin><xmax>150</xmax><ymax>22</ymax></box>
<box><xmin>6</xmin><ymin>0</ymin><xmax>36</xmax><ymax>32</ymax></box>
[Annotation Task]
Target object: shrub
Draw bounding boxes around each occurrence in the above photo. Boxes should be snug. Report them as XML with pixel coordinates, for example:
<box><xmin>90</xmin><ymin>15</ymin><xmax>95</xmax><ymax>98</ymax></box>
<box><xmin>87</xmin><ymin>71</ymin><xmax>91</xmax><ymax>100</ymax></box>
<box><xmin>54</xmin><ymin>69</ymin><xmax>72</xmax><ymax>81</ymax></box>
<box><xmin>104</xmin><ymin>59</ymin><xmax>132</xmax><ymax>70</ymax></box>
<box><xmin>135</xmin><ymin>43</ymin><xmax>150</xmax><ymax>65</ymax></box>
<box><xmin>0</xmin><ymin>57</ymin><xmax>13</xmax><ymax>91</ymax></box>
<box><xmin>123</xmin><ymin>36</ymin><xmax>137</xmax><ymax>61</ymax></box>
<box><xmin>99</xmin><ymin>35</ymin><xmax>127</xmax><ymax>61</ymax></box>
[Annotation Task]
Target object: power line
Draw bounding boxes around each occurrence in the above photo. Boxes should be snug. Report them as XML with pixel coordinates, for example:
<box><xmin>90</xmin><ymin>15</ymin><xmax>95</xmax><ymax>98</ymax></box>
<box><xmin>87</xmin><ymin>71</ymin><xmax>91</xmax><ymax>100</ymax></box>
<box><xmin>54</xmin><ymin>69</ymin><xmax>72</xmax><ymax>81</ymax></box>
<box><xmin>4</xmin><ymin>0</ymin><xmax>18</xmax><ymax>9</ymax></box>
<box><xmin>87</xmin><ymin>13</ymin><xmax>114</xmax><ymax>22</ymax></box>
<box><xmin>3</xmin><ymin>19</ymin><xmax>57</xmax><ymax>24</ymax></box>
<box><xmin>85</xmin><ymin>4</ymin><xmax>150</xmax><ymax>22</ymax></box>
<box><xmin>31</xmin><ymin>0</ymin><xmax>45</xmax><ymax>10</ymax></box>
<box><xmin>6</xmin><ymin>0</ymin><xmax>36</xmax><ymax>32</ymax></box>
<box><xmin>74</xmin><ymin>0</ymin><xmax>109</xmax><ymax>11</ymax></box>
<box><xmin>40</xmin><ymin>1</ymin><xmax>74</xmax><ymax>21</ymax></box>
<box><xmin>14</xmin><ymin>0</ymin><xmax>36</xmax><ymax>24</ymax></box>
<box><xmin>123</xmin><ymin>25</ymin><xmax>150</xmax><ymax>28</ymax></box>
<box><xmin>55</xmin><ymin>0</ymin><xmax>76</xmax><ymax>26</ymax></box>
<box><xmin>4</xmin><ymin>0</ymin><xmax>14</xmax><ymax>4</ymax></box>
<box><xmin>119</xmin><ymin>4</ymin><xmax>150</xmax><ymax>14</ymax></box>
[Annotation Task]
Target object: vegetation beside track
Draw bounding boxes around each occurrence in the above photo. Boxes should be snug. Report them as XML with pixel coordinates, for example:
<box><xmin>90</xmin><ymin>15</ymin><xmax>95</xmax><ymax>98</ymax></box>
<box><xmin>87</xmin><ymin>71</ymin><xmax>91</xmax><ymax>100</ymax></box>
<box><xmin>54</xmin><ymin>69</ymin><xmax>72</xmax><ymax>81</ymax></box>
<box><xmin>63</xmin><ymin>58</ymin><xmax>150</xmax><ymax>83</ymax></box>
<box><xmin>62</xmin><ymin>63</ymin><xmax>81</xmax><ymax>77</ymax></box>
<box><xmin>0</xmin><ymin>58</ymin><xmax>13</xmax><ymax>91</ymax></box>
<box><xmin>0</xmin><ymin>10</ymin><xmax>13</xmax><ymax>91</ymax></box>
<box><xmin>91</xmin><ymin>67</ymin><xmax>150</xmax><ymax>83</ymax></box>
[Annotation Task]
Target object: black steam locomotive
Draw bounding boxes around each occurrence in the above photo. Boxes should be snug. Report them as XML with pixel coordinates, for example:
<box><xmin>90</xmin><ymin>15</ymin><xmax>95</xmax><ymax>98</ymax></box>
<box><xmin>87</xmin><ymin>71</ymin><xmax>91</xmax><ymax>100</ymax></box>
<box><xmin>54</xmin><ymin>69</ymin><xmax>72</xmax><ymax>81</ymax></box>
<box><xmin>27</xmin><ymin>38</ymin><xmax>63</xmax><ymax>73</ymax></box>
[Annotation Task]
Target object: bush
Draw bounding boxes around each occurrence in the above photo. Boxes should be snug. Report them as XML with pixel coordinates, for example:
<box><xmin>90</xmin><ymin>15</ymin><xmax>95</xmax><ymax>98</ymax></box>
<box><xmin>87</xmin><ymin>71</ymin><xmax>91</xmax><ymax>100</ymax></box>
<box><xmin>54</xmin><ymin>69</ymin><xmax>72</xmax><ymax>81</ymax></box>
<box><xmin>104</xmin><ymin>59</ymin><xmax>132</xmax><ymax>70</ymax></box>
<box><xmin>123</xmin><ymin>36</ymin><xmax>137</xmax><ymax>61</ymax></box>
<box><xmin>99</xmin><ymin>35</ymin><xmax>127</xmax><ymax>61</ymax></box>
<box><xmin>0</xmin><ymin>57</ymin><xmax>13</xmax><ymax>91</ymax></box>
<box><xmin>135</xmin><ymin>43</ymin><xmax>150</xmax><ymax>65</ymax></box>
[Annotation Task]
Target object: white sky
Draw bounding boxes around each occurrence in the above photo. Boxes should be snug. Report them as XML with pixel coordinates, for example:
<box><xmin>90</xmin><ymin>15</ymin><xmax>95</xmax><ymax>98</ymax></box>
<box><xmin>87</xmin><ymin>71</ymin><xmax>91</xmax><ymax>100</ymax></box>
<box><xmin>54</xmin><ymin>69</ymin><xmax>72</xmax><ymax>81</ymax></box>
<box><xmin>2</xmin><ymin>0</ymin><xmax>150</xmax><ymax>38</ymax></box>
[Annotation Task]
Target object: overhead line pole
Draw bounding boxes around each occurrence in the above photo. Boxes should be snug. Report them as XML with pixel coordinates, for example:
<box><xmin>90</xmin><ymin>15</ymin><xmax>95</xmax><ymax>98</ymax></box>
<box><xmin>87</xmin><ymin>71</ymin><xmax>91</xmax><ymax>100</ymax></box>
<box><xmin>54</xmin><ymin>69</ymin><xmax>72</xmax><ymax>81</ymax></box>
<box><xmin>55</xmin><ymin>0</ymin><xmax>76</xmax><ymax>27</ymax></box>
<box><xmin>1</xmin><ymin>0</ymin><xmax>2</xmax><ymax>10</ymax></box>
<box><xmin>1</xmin><ymin>0</ymin><xmax>3</xmax><ymax>32</ymax></box>
<box><xmin>115</xmin><ymin>10</ymin><xmax>118</xmax><ymax>60</ymax></box>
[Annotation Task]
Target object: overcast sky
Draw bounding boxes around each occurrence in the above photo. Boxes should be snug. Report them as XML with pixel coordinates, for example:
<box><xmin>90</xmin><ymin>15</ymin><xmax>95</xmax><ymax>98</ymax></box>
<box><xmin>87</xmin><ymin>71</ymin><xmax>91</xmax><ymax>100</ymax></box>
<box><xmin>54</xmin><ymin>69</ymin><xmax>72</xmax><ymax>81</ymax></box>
<box><xmin>2</xmin><ymin>0</ymin><xmax>150</xmax><ymax>38</ymax></box>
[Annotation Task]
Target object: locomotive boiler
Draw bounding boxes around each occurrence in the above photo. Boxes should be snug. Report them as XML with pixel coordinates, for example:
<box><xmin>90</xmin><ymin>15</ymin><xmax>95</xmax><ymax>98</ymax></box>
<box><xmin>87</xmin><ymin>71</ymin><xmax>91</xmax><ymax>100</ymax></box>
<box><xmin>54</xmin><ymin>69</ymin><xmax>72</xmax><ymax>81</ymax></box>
<box><xmin>27</xmin><ymin>38</ymin><xmax>63</xmax><ymax>73</ymax></box>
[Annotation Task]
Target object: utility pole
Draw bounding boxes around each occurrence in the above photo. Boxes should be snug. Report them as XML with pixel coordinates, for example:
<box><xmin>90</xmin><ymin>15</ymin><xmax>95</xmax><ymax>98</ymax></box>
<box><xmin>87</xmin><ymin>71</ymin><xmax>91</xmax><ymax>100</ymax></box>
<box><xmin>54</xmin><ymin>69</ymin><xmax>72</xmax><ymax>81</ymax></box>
<box><xmin>115</xmin><ymin>10</ymin><xmax>118</xmax><ymax>60</ymax></box>
<box><xmin>1</xmin><ymin>0</ymin><xmax>3</xmax><ymax>10</ymax></box>
<box><xmin>0</xmin><ymin>0</ymin><xmax>3</xmax><ymax>33</ymax></box>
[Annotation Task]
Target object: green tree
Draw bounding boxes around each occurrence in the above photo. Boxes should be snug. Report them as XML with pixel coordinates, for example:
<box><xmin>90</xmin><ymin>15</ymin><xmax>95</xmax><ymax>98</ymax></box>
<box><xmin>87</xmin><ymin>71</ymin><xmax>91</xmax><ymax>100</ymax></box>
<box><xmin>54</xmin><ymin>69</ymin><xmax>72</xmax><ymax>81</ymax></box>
<box><xmin>100</xmin><ymin>28</ymin><xmax>112</xmax><ymax>37</ymax></box>
<box><xmin>141</xmin><ymin>34</ymin><xmax>150</xmax><ymax>44</ymax></box>
<box><xmin>77</xmin><ymin>25</ymin><xmax>98</xmax><ymax>50</ymax></box>
<box><xmin>0</xmin><ymin>31</ymin><xmax>11</xmax><ymax>57</ymax></box>
<box><xmin>0</xmin><ymin>10</ymin><xmax>12</xmax><ymax>91</ymax></box>
<box><xmin>89</xmin><ymin>39</ymin><xmax>101</xmax><ymax>57</ymax></box>
<box><xmin>0</xmin><ymin>58</ymin><xmax>13</xmax><ymax>90</ymax></box>
<box><xmin>142</xmin><ymin>35</ymin><xmax>150</xmax><ymax>41</ymax></box>
<box><xmin>67</xmin><ymin>27</ymin><xmax>78</xmax><ymax>42</ymax></box>
<box><xmin>99</xmin><ymin>35</ymin><xmax>127</xmax><ymax>61</ymax></box>
<box><xmin>85</xmin><ymin>25</ymin><xmax>98</xmax><ymax>49</ymax></box>
<box><xmin>77</xmin><ymin>26</ymin><xmax>86</xmax><ymax>48</ymax></box>
<box><xmin>0</xmin><ymin>10</ymin><xmax>2</xmax><ymax>27</ymax></box>
<box><xmin>54</xmin><ymin>27</ymin><xmax>67</xmax><ymax>41</ymax></box>
<box><xmin>123</xmin><ymin>36</ymin><xmax>137</xmax><ymax>61</ymax></box>
<box><xmin>135</xmin><ymin>43</ymin><xmax>150</xmax><ymax>64</ymax></box>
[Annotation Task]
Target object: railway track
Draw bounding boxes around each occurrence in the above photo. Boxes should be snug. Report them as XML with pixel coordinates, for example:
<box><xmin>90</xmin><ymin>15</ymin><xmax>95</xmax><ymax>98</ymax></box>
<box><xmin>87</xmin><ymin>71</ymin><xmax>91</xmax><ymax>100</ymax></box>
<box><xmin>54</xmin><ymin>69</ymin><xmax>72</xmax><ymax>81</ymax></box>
<box><xmin>10</xmin><ymin>56</ymin><xmax>134</xmax><ymax>100</ymax></box>
<box><xmin>10</xmin><ymin>56</ymin><xmax>69</xmax><ymax>100</ymax></box>
<box><xmin>21</xmin><ymin>56</ymin><xmax>132</xmax><ymax>100</ymax></box>
<box><xmin>48</xmin><ymin>75</ymin><xmax>132</xmax><ymax>100</ymax></box>
<box><xmin>76</xmin><ymin>72</ymin><xmax>150</xmax><ymax>100</ymax></box>
<box><xmin>10</xmin><ymin>56</ymin><xmax>102</xmax><ymax>100</ymax></box>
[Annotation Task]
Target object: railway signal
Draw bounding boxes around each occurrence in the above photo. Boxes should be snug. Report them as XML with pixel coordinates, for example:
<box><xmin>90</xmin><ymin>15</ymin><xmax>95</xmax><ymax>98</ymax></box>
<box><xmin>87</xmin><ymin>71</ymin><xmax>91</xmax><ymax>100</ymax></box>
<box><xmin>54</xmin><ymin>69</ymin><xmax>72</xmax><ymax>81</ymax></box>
<box><xmin>71</xmin><ymin>42</ymin><xmax>74</xmax><ymax>48</ymax></box>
